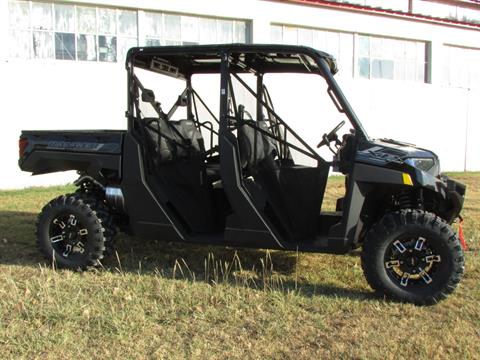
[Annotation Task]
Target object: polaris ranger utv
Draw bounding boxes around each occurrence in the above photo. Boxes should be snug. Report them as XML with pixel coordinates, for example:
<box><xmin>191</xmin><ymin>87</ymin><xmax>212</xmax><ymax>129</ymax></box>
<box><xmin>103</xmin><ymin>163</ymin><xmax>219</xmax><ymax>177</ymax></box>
<box><xmin>19</xmin><ymin>44</ymin><xmax>466</xmax><ymax>305</ymax></box>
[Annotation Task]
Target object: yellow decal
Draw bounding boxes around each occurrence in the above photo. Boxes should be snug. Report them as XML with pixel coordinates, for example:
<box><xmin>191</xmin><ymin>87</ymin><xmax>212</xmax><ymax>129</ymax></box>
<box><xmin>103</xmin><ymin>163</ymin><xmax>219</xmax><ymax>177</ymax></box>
<box><xmin>402</xmin><ymin>173</ymin><xmax>413</xmax><ymax>186</ymax></box>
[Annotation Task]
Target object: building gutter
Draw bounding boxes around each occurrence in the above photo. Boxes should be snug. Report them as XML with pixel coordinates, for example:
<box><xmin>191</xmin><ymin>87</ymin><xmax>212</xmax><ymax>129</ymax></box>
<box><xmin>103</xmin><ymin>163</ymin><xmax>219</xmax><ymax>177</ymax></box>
<box><xmin>272</xmin><ymin>0</ymin><xmax>480</xmax><ymax>30</ymax></box>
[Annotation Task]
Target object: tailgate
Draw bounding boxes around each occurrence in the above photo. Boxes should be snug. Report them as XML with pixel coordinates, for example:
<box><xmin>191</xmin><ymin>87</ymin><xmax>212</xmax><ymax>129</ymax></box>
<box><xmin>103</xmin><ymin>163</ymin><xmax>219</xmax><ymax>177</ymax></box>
<box><xmin>19</xmin><ymin>130</ymin><xmax>125</xmax><ymax>177</ymax></box>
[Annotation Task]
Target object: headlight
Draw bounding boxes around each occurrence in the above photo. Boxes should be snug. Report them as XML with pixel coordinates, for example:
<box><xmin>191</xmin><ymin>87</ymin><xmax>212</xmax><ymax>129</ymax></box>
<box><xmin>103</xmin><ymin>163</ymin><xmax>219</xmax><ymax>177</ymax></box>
<box><xmin>405</xmin><ymin>158</ymin><xmax>437</xmax><ymax>173</ymax></box>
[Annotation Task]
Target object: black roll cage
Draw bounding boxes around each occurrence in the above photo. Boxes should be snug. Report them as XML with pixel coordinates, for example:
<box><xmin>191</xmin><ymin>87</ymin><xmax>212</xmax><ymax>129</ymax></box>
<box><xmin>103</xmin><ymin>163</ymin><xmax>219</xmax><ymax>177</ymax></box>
<box><xmin>131</xmin><ymin>72</ymin><xmax>220</xmax><ymax>157</ymax></box>
<box><xmin>125</xmin><ymin>44</ymin><xmax>369</xmax><ymax>163</ymax></box>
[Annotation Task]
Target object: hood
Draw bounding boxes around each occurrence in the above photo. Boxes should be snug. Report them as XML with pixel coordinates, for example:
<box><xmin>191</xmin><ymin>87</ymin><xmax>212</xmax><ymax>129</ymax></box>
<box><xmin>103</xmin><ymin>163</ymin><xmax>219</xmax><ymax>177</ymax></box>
<box><xmin>356</xmin><ymin>138</ymin><xmax>440</xmax><ymax>175</ymax></box>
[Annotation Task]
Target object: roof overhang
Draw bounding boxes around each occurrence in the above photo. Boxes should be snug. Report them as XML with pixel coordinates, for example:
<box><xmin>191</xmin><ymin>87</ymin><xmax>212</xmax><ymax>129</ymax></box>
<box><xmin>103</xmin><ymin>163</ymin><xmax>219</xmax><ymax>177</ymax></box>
<box><xmin>272</xmin><ymin>0</ymin><xmax>480</xmax><ymax>30</ymax></box>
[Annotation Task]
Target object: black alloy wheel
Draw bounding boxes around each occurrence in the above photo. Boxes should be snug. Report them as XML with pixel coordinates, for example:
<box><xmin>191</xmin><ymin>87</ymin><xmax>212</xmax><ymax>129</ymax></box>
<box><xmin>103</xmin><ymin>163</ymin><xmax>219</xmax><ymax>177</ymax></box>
<box><xmin>384</xmin><ymin>236</ymin><xmax>442</xmax><ymax>289</ymax></box>
<box><xmin>36</xmin><ymin>195</ymin><xmax>106</xmax><ymax>270</ymax></box>
<box><xmin>362</xmin><ymin>209</ymin><xmax>464</xmax><ymax>305</ymax></box>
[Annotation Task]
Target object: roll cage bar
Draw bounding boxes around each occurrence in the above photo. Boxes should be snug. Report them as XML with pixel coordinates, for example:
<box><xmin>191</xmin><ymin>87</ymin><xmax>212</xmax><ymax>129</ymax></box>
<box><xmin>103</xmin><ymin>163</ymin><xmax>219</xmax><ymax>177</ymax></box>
<box><xmin>126</xmin><ymin>44</ymin><xmax>369</xmax><ymax>161</ymax></box>
<box><xmin>131</xmin><ymin>73</ymin><xmax>219</xmax><ymax>157</ymax></box>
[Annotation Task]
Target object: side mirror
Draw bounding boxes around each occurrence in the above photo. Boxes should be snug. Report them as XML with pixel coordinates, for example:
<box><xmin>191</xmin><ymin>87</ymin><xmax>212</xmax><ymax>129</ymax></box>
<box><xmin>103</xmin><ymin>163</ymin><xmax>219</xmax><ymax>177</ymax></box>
<box><xmin>141</xmin><ymin>89</ymin><xmax>155</xmax><ymax>103</ymax></box>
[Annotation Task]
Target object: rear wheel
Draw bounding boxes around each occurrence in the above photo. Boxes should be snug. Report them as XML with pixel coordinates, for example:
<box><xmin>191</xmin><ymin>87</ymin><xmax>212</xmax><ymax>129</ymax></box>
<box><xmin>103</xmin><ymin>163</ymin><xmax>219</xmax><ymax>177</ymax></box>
<box><xmin>36</xmin><ymin>195</ymin><xmax>106</xmax><ymax>270</ymax></box>
<box><xmin>361</xmin><ymin>209</ymin><xmax>464</xmax><ymax>305</ymax></box>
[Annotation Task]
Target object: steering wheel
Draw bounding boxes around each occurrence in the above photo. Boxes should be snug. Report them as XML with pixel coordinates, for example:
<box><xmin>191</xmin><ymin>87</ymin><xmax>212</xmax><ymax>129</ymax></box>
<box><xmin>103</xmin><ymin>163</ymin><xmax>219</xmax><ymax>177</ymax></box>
<box><xmin>317</xmin><ymin>120</ymin><xmax>345</xmax><ymax>148</ymax></box>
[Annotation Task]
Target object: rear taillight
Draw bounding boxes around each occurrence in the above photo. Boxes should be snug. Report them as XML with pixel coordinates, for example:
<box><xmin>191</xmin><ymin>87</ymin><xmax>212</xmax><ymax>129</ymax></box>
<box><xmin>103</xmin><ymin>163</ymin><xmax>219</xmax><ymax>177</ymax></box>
<box><xmin>19</xmin><ymin>137</ymin><xmax>29</xmax><ymax>158</ymax></box>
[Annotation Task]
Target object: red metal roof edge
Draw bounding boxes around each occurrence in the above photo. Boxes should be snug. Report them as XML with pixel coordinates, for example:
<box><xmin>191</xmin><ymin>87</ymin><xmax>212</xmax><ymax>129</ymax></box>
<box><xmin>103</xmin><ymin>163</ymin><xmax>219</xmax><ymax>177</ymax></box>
<box><xmin>271</xmin><ymin>0</ymin><xmax>480</xmax><ymax>29</ymax></box>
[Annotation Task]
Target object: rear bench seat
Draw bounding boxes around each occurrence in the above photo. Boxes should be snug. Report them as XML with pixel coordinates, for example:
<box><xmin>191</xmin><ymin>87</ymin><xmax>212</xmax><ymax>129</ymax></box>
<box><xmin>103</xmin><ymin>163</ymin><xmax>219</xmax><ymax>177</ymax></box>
<box><xmin>144</xmin><ymin>118</ymin><xmax>220</xmax><ymax>181</ymax></box>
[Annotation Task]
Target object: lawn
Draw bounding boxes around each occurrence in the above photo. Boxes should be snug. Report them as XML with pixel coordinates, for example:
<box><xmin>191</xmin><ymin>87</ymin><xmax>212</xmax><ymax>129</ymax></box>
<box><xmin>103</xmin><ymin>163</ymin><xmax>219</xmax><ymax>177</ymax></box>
<box><xmin>0</xmin><ymin>174</ymin><xmax>478</xmax><ymax>359</ymax></box>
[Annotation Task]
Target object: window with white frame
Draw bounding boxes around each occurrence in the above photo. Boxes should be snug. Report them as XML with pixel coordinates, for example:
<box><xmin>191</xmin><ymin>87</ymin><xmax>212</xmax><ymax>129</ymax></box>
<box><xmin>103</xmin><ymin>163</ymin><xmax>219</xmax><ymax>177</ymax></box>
<box><xmin>270</xmin><ymin>25</ymin><xmax>429</xmax><ymax>83</ymax></box>
<box><xmin>142</xmin><ymin>12</ymin><xmax>247</xmax><ymax>46</ymax></box>
<box><xmin>8</xmin><ymin>1</ymin><xmax>249</xmax><ymax>62</ymax></box>
<box><xmin>342</xmin><ymin>0</ymin><xmax>409</xmax><ymax>12</ymax></box>
<box><xmin>270</xmin><ymin>25</ymin><xmax>354</xmax><ymax>77</ymax></box>
<box><xmin>412</xmin><ymin>0</ymin><xmax>480</xmax><ymax>23</ymax></box>
<box><xmin>357</xmin><ymin>35</ymin><xmax>428</xmax><ymax>82</ymax></box>
<box><xmin>117</xmin><ymin>10</ymin><xmax>138</xmax><ymax>61</ymax></box>
<box><xmin>8</xmin><ymin>1</ymin><xmax>138</xmax><ymax>62</ymax></box>
<box><xmin>444</xmin><ymin>45</ymin><xmax>480</xmax><ymax>89</ymax></box>
<box><xmin>54</xmin><ymin>4</ymin><xmax>75</xmax><ymax>60</ymax></box>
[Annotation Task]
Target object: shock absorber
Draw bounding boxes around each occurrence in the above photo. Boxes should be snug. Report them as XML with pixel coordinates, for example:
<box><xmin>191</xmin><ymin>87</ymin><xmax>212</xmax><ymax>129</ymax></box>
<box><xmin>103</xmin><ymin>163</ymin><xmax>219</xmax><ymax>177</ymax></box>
<box><xmin>397</xmin><ymin>190</ymin><xmax>413</xmax><ymax>209</ymax></box>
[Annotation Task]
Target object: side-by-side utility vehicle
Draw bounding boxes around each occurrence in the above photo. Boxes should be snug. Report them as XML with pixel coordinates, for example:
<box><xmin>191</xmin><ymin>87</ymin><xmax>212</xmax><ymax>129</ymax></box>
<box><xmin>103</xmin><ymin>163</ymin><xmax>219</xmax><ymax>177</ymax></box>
<box><xmin>19</xmin><ymin>44</ymin><xmax>466</xmax><ymax>305</ymax></box>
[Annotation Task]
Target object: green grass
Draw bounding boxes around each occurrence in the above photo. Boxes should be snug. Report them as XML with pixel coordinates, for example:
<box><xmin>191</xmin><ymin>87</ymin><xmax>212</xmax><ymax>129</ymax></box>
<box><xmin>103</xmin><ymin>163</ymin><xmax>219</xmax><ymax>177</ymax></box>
<box><xmin>0</xmin><ymin>174</ymin><xmax>479</xmax><ymax>359</ymax></box>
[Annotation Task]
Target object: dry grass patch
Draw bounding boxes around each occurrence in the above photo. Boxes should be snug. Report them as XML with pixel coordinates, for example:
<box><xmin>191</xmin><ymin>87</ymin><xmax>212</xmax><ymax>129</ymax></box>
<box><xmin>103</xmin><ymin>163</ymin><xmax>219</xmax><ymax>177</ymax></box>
<box><xmin>0</xmin><ymin>174</ymin><xmax>478</xmax><ymax>359</ymax></box>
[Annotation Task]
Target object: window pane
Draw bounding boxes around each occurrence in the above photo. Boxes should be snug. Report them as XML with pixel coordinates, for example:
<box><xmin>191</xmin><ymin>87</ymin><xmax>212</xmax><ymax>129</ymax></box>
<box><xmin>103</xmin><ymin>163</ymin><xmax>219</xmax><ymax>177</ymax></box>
<box><xmin>313</xmin><ymin>30</ymin><xmax>327</xmax><ymax>50</ymax></box>
<box><xmin>118</xmin><ymin>10</ymin><xmax>137</xmax><ymax>37</ymax></box>
<box><xmin>271</xmin><ymin>25</ymin><xmax>282</xmax><ymax>43</ymax></box>
<box><xmin>77</xmin><ymin>34</ymin><xmax>97</xmax><ymax>61</ymax></box>
<box><xmin>181</xmin><ymin>16</ymin><xmax>199</xmax><ymax>43</ymax></box>
<box><xmin>325</xmin><ymin>32</ymin><xmax>340</xmax><ymax>58</ymax></box>
<box><xmin>217</xmin><ymin>20</ymin><xmax>233</xmax><ymax>43</ymax></box>
<box><xmin>413</xmin><ymin>0</ymin><xmax>455</xmax><ymax>19</ymax></box>
<box><xmin>417</xmin><ymin>62</ymin><xmax>425</xmax><ymax>82</ymax></box>
<box><xmin>381</xmin><ymin>38</ymin><xmax>394</xmax><ymax>59</ymax></box>
<box><xmin>283</xmin><ymin>26</ymin><xmax>297</xmax><ymax>45</ymax></box>
<box><xmin>269</xmin><ymin>25</ymin><xmax>355</xmax><ymax>78</ymax></box>
<box><xmin>372</xmin><ymin>59</ymin><xmax>394</xmax><ymax>79</ymax></box>
<box><xmin>9</xmin><ymin>30</ymin><xmax>30</xmax><ymax>58</ymax></box>
<box><xmin>393</xmin><ymin>39</ymin><xmax>405</xmax><ymax>60</ymax></box>
<box><xmin>394</xmin><ymin>61</ymin><xmax>406</xmax><ymax>81</ymax></box>
<box><xmin>444</xmin><ymin>46</ymin><xmax>480</xmax><ymax>89</ymax></box>
<box><xmin>33</xmin><ymin>31</ymin><xmax>53</xmax><ymax>59</ymax></box>
<box><xmin>416</xmin><ymin>42</ymin><xmax>425</xmax><ymax>62</ymax></box>
<box><xmin>144</xmin><ymin>12</ymin><xmax>162</xmax><ymax>37</ymax></box>
<box><xmin>77</xmin><ymin>7</ymin><xmax>96</xmax><ymax>33</ymax></box>
<box><xmin>9</xmin><ymin>1</ymin><xmax>30</xmax><ymax>29</ymax></box>
<box><xmin>99</xmin><ymin>35</ymin><xmax>117</xmax><ymax>62</ymax></box>
<box><xmin>145</xmin><ymin>38</ymin><xmax>162</xmax><ymax>46</ymax></box>
<box><xmin>199</xmin><ymin>18</ymin><xmax>217</xmax><ymax>43</ymax></box>
<box><xmin>55</xmin><ymin>32</ymin><xmax>75</xmax><ymax>60</ymax></box>
<box><xmin>405</xmin><ymin>41</ymin><xmax>416</xmax><ymax>60</ymax></box>
<box><xmin>298</xmin><ymin>28</ymin><xmax>313</xmax><ymax>47</ymax></box>
<box><xmin>164</xmin><ymin>14</ymin><xmax>181</xmax><ymax>41</ymax></box>
<box><xmin>458</xmin><ymin>7</ymin><xmax>480</xmax><ymax>23</ymax></box>
<box><xmin>118</xmin><ymin>37</ymin><xmax>137</xmax><ymax>61</ymax></box>
<box><xmin>234</xmin><ymin>21</ymin><xmax>246</xmax><ymax>43</ymax></box>
<box><xmin>358</xmin><ymin>57</ymin><xmax>370</xmax><ymax>78</ymax></box>
<box><xmin>339</xmin><ymin>33</ymin><xmax>353</xmax><ymax>76</ymax></box>
<box><xmin>358</xmin><ymin>36</ymin><xmax>370</xmax><ymax>57</ymax></box>
<box><xmin>358</xmin><ymin>35</ymin><xmax>426</xmax><ymax>82</ymax></box>
<box><xmin>405</xmin><ymin>60</ymin><xmax>416</xmax><ymax>81</ymax></box>
<box><xmin>98</xmin><ymin>8</ymin><xmax>116</xmax><ymax>35</ymax></box>
<box><xmin>370</xmin><ymin>37</ymin><xmax>383</xmax><ymax>58</ymax></box>
<box><xmin>55</xmin><ymin>4</ymin><xmax>74</xmax><ymax>32</ymax></box>
<box><xmin>31</xmin><ymin>2</ymin><xmax>52</xmax><ymax>30</ymax></box>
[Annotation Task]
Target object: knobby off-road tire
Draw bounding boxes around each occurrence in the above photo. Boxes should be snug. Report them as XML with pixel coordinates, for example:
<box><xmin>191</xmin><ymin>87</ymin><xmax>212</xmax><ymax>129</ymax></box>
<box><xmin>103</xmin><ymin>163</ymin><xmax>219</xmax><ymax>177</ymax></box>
<box><xmin>73</xmin><ymin>190</ymin><xmax>117</xmax><ymax>256</ymax></box>
<box><xmin>36</xmin><ymin>194</ymin><xmax>106</xmax><ymax>270</ymax></box>
<box><xmin>361</xmin><ymin>209</ymin><xmax>464</xmax><ymax>305</ymax></box>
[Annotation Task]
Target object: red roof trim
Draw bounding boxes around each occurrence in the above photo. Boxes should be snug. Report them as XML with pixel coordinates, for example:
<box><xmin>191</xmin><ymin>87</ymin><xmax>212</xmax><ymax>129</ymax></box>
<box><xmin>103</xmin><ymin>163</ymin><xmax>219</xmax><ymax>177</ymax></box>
<box><xmin>272</xmin><ymin>0</ymin><xmax>480</xmax><ymax>30</ymax></box>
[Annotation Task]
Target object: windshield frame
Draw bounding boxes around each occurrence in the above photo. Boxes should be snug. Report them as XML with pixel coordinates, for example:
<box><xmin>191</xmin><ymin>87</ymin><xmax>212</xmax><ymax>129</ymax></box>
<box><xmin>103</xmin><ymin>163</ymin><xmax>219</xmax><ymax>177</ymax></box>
<box><xmin>313</xmin><ymin>55</ymin><xmax>369</xmax><ymax>141</ymax></box>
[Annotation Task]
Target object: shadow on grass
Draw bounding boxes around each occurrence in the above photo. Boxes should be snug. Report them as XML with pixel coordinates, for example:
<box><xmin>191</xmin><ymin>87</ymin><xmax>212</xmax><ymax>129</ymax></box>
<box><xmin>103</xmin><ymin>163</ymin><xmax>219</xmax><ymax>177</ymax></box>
<box><xmin>0</xmin><ymin>211</ymin><xmax>374</xmax><ymax>302</ymax></box>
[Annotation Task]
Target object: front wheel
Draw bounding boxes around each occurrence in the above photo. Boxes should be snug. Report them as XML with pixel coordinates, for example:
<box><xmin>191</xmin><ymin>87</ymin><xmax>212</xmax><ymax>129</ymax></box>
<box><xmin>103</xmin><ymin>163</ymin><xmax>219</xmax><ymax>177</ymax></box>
<box><xmin>361</xmin><ymin>210</ymin><xmax>464</xmax><ymax>305</ymax></box>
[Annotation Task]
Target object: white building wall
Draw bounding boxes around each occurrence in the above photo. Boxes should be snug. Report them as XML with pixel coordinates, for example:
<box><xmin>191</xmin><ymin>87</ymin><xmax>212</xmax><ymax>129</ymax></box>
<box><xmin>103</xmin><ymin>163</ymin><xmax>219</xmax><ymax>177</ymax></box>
<box><xmin>1</xmin><ymin>0</ymin><xmax>479</xmax><ymax>189</ymax></box>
